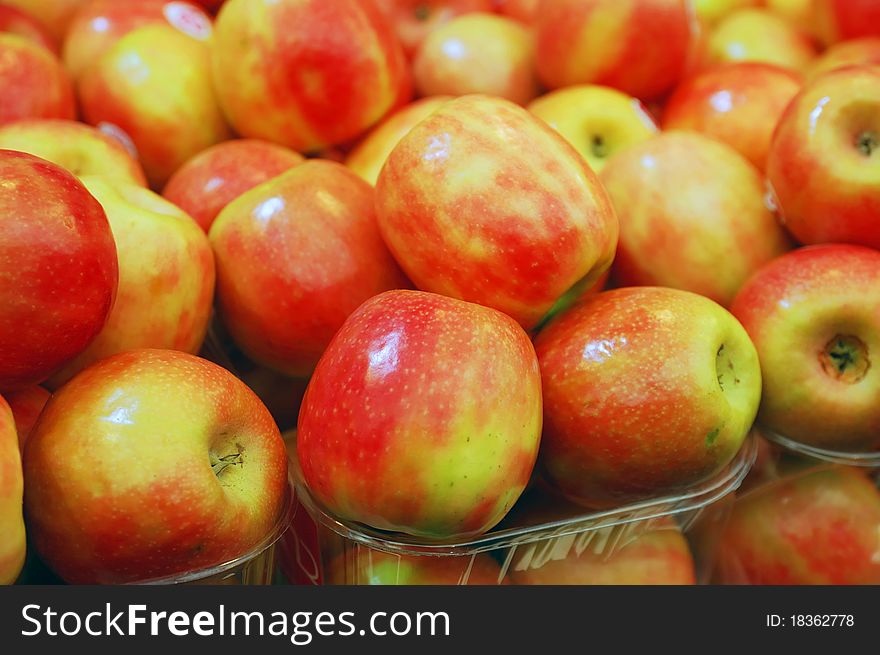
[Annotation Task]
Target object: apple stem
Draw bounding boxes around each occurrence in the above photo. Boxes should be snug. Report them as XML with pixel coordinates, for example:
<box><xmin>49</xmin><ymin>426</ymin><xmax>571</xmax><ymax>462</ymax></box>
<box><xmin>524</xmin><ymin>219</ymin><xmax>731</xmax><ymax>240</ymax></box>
<box><xmin>857</xmin><ymin>131</ymin><xmax>877</xmax><ymax>157</ymax></box>
<box><xmin>590</xmin><ymin>135</ymin><xmax>608</xmax><ymax>159</ymax></box>
<box><xmin>211</xmin><ymin>451</ymin><xmax>243</xmax><ymax>477</ymax></box>
<box><xmin>819</xmin><ymin>335</ymin><xmax>870</xmax><ymax>384</ymax></box>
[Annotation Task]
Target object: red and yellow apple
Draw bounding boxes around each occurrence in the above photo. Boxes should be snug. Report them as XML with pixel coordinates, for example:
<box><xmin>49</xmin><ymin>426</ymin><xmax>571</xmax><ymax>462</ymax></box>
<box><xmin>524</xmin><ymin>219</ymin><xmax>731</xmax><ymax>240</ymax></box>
<box><xmin>730</xmin><ymin>244</ymin><xmax>880</xmax><ymax>452</ymax></box>
<box><xmin>494</xmin><ymin>0</ymin><xmax>538</xmax><ymax>24</ymax></box>
<box><xmin>4</xmin><ymin>386</ymin><xmax>50</xmax><ymax>450</ymax></box>
<box><xmin>1</xmin><ymin>0</ymin><xmax>86</xmax><ymax>44</ymax></box>
<box><xmin>812</xmin><ymin>0</ymin><xmax>880</xmax><ymax>46</ymax></box>
<box><xmin>693</xmin><ymin>0</ymin><xmax>759</xmax><ymax>26</ymax></box>
<box><xmin>763</xmin><ymin>0</ymin><xmax>815</xmax><ymax>37</ymax></box>
<box><xmin>24</xmin><ymin>348</ymin><xmax>289</xmax><ymax>584</ymax></box>
<box><xmin>0</xmin><ymin>3</ymin><xmax>56</xmax><ymax>52</ymax></box>
<box><xmin>297</xmin><ymin>289</ymin><xmax>543</xmax><ymax>539</ymax></box>
<box><xmin>0</xmin><ymin>33</ymin><xmax>75</xmax><ymax>125</ymax></box>
<box><xmin>374</xmin><ymin>0</ymin><xmax>494</xmax><ymax>58</ymax></box>
<box><xmin>326</xmin><ymin>550</ymin><xmax>506</xmax><ymax>585</ymax></box>
<box><xmin>534</xmin><ymin>286</ymin><xmax>761</xmax><ymax>508</ymax></box>
<box><xmin>376</xmin><ymin>94</ymin><xmax>618</xmax><ymax>331</ymax></box>
<box><xmin>0</xmin><ymin>394</ymin><xmax>25</xmax><ymax>585</ymax></box>
<box><xmin>163</xmin><ymin>139</ymin><xmax>304</xmax><ymax>232</ymax></box>
<box><xmin>809</xmin><ymin>38</ymin><xmax>880</xmax><ymax>80</ymax></box>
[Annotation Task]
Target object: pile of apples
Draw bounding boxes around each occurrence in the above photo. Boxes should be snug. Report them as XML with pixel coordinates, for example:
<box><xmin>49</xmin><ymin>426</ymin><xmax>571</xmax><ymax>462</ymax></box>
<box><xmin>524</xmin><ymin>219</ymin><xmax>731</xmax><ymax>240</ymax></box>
<box><xmin>0</xmin><ymin>0</ymin><xmax>878</xmax><ymax>585</ymax></box>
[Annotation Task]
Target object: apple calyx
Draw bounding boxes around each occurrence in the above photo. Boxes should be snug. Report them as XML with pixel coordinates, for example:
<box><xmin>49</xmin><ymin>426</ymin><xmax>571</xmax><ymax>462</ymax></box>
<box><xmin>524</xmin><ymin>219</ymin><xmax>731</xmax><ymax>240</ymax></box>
<box><xmin>590</xmin><ymin>135</ymin><xmax>609</xmax><ymax>160</ymax></box>
<box><xmin>715</xmin><ymin>344</ymin><xmax>741</xmax><ymax>393</ymax></box>
<box><xmin>210</xmin><ymin>450</ymin><xmax>243</xmax><ymax>477</ymax></box>
<box><xmin>857</xmin><ymin>131</ymin><xmax>877</xmax><ymax>157</ymax></box>
<box><xmin>819</xmin><ymin>335</ymin><xmax>870</xmax><ymax>384</ymax></box>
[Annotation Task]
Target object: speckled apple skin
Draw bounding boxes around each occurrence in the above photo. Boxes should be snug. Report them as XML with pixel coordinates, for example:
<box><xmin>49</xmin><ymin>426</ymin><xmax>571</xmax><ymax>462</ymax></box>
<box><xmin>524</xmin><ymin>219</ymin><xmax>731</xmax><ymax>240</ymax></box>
<box><xmin>297</xmin><ymin>290</ymin><xmax>543</xmax><ymax>539</ymax></box>
<box><xmin>0</xmin><ymin>34</ymin><xmax>74</xmax><ymax>126</ymax></box>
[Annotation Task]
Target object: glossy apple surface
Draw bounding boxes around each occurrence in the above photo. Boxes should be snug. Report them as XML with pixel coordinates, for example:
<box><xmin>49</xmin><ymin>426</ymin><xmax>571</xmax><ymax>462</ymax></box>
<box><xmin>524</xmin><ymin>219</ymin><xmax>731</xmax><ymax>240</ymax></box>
<box><xmin>0</xmin><ymin>34</ymin><xmax>74</xmax><ymax>125</ymax></box>
<box><xmin>0</xmin><ymin>395</ymin><xmax>25</xmax><ymax>585</ymax></box>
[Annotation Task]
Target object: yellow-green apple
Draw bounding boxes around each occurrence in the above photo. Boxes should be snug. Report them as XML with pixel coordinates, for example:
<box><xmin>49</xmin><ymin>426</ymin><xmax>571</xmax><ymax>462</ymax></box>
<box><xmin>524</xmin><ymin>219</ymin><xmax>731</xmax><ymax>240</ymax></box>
<box><xmin>376</xmin><ymin>94</ymin><xmax>618</xmax><ymax>331</ymax></box>
<box><xmin>23</xmin><ymin>348</ymin><xmax>289</xmax><ymax>584</ymax></box>
<box><xmin>210</xmin><ymin>160</ymin><xmax>409</xmax><ymax>378</ymax></box>
<box><xmin>412</xmin><ymin>13</ymin><xmax>538</xmax><ymax>105</ymax></box>
<box><xmin>0</xmin><ymin>3</ymin><xmax>56</xmax><ymax>52</ymax></box>
<box><xmin>211</xmin><ymin>0</ymin><xmax>409</xmax><ymax>153</ymax></box>
<box><xmin>374</xmin><ymin>0</ymin><xmax>494</xmax><ymax>58</ymax></box>
<box><xmin>79</xmin><ymin>23</ymin><xmax>230</xmax><ymax>187</ymax></box>
<box><xmin>809</xmin><ymin>38</ymin><xmax>880</xmax><ymax>80</ymax></box>
<box><xmin>534</xmin><ymin>287</ymin><xmax>761</xmax><ymax>508</ymax></box>
<box><xmin>2</xmin><ymin>0</ymin><xmax>86</xmax><ymax>44</ymax></box>
<box><xmin>600</xmin><ymin>131</ymin><xmax>790</xmax><ymax>306</ymax></box>
<box><xmin>46</xmin><ymin>176</ymin><xmax>216</xmax><ymax>388</ymax></box>
<box><xmin>716</xmin><ymin>466</ymin><xmax>880</xmax><ymax>584</ymax></box>
<box><xmin>663</xmin><ymin>63</ymin><xmax>802</xmax><ymax>171</ymax></box>
<box><xmin>4</xmin><ymin>385</ymin><xmax>50</xmax><ymax>450</ymax></box>
<box><xmin>699</xmin><ymin>8</ymin><xmax>817</xmax><ymax>72</ymax></box>
<box><xmin>345</xmin><ymin>96</ymin><xmax>451</xmax><ymax>185</ymax></box>
<box><xmin>0</xmin><ymin>33</ymin><xmax>74</xmax><ymax>125</ymax></box>
<box><xmin>0</xmin><ymin>119</ymin><xmax>147</xmax><ymax>186</ymax></box>
<box><xmin>766</xmin><ymin>66</ymin><xmax>880</xmax><ymax>250</ymax></box>
<box><xmin>0</xmin><ymin>150</ymin><xmax>117</xmax><ymax>391</ymax></box>
<box><xmin>812</xmin><ymin>0</ymin><xmax>880</xmax><ymax>46</ymax></box>
<box><xmin>297</xmin><ymin>289</ymin><xmax>543</xmax><ymax>539</ymax></box>
<box><xmin>0</xmin><ymin>395</ymin><xmax>25</xmax><ymax>584</ymax></box>
<box><xmin>730</xmin><ymin>245</ymin><xmax>880</xmax><ymax>452</ymax></box>
<box><xmin>62</xmin><ymin>0</ymin><xmax>213</xmax><ymax>81</ymax></box>
<box><xmin>693</xmin><ymin>0</ymin><xmax>758</xmax><ymax>26</ymax></box>
<box><xmin>163</xmin><ymin>139</ymin><xmax>304</xmax><ymax>232</ymax></box>
<box><xmin>534</xmin><ymin>0</ymin><xmax>694</xmax><ymax>100</ymax></box>
<box><xmin>326</xmin><ymin>550</ymin><xmax>506</xmax><ymax>585</ymax></box>
<box><xmin>527</xmin><ymin>85</ymin><xmax>659</xmax><ymax>173</ymax></box>
<box><xmin>494</xmin><ymin>0</ymin><xmax>538</xmax><ymax>24</ymax></box>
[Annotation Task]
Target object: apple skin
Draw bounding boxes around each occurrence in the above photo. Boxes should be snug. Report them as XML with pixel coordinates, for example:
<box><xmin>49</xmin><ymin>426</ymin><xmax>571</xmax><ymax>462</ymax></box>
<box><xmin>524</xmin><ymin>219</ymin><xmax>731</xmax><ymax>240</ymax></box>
<box><xmin>46</xmin><ymin>177</ymin><xmax>216</xmax><ymax>388</ymax></box>
<box><xmin>766</xmin><ymin>66</ymin><xmax>880</xmax><ymax>251</ymax></box>
<box><xmin>1</xmin><ymin>0</ymin><xmax>86</xmax><ymax>44</ymax></box>
<box><xmin>4</xmin><ymin>386</ymin><xmax>50</xmax><ymax>450</ymax></box>
<box><xmin>374</xmin><ymin>0</ymin><xmax>494</xmax><ymax>58</ymax></box>
<box><xmin>62</xmin><ymin>0</ymin><xmax>213</xmax><ymax>81</ymax></box>
<box><xmin>0</xmin><ymin>119</ymin><xmax>147</xmax><ymax>187</ymax></box>
<box><xmin>79</xmin><ymin>23</ymin><xmax>230</xmax><ymax>188</ymax></box>
<box><xmin>0</xmin><ymin>34</ymin><xmax>75</xmax><ymax>126</ymax></box>
<box><xmin>809</xmin><ymin>38</ymin><xmax>880</xmax><ymax>80</ymax></box>
<box><xmin>763</xmin><ymin>0</ymin><xmax>815</xmax><ymax>37</ymax></box>
<box><xmin>376</xmin><ymin>94</ymin><xmax>618</xmax><ymax>331</ymax></box>
<box><xmin>345</xmin><ymin>96</ymin><xmax>452</xmax><ymax>186</ymax></box>
<box><xmin>0</xmin><ymin>395</ymin><xmax>25</xmax><ymax>585</ymax></box>
<box><xmin>211</xmin><ymin>0</ymin><xmax>409</xmax><ymax>153</ymax></box>
<box><xmin>599</xmin><ymin>131</ymin><xmax>791</xmax><ymax>307</ymax></box>
<box><xmin>812</xmin><ymin>0</ymin><xmax>880</xmax><ymax>46</ymax></box>
<box><xmin>0</xmin><ymin>4</ymin><xmax>56</xmax><ymax>53</ymax></box>
<box><xmin>0</xmin><ymin>150</ymin><xmax>118</xmax><ymax>392</ymax></box>
<box><xmin>326</xmin><ymin>550</ymin><xmax>506</xmax><ymax>585</ymax></box>
<box><xmin>494</xmin><ymin>0</ymin><xmax>538</xmax><ymax>24</ymax></box>
<box><xmin>162</xmin><ymin>139</ymin><xmax>304</xmax><ymax>232</ymax></box>
<box><xmin>716</xmin><ymin>466</ymin><xmax>880</xmax><ymax>584</ymax></box>
<box><xmin>209</xmin><ymin>160</ymin><xmax>409</xmax><ymax>378</ymax></box>
<box><xmin>413</xmin><ymin>13</ymin><xmax>538</xmax><ymax>106</ymax></box>
<box><xmin>534</xmin><ymin>287</ymin><xmax>761</xmax><ymax>508</ymax></box>
<box><xmin>534</xmin><ymin>0</ymin><xmax>694</xmax><ymax>100</ymax></box>
<box><xmin>729</xmin><ymin>245</ymin><xmax>880</xmax><ymax>452</ymax></box>
<box><xmin>693</xmin><ymin>0</ymin><xmax>758</xmax><ymax>26</ymax></box>
<box><xmin>23</xmin><ymin>348</ymin><xmax>289</xmax><ymax>584</ymax></box>
<box><xmin>663</xmin><ymin>63</ymin><xmax>802</xmax><ymax>172</ymax></box>
<box><xmin>297</xmin><ymin>289</ymin><xmax>543</xmax><ymax>539</ymax></box>
<box><xmin>527</xmin><ymin>85</ymin><xmax>659</xmax><ymax>173</ymax></box>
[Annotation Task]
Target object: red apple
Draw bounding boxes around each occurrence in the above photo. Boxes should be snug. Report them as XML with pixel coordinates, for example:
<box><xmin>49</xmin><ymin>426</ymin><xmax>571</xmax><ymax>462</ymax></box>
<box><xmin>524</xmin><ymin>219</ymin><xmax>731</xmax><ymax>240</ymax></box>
<box><xmin>23</xmin><ymin>348</ymin><xmax>289</xmax><ymax>584</ymax></box>
<box><xmin>716</xmin><ymin>466</ymin><xmax>880</xmax><ymax>584</ymax></box>
<box><xmin>730</xmin><ymin>245</ymin><xmax>880</xmax><ymax>452</ymax></box>
<box><xmin>535</xmin><ymin>0</ymin><xmax>694</xmax><ymax>100</ymax></box>
<box><xmin>1</xmin><ymin>0</ymin><xmax>86</xmax><ymax>44</ymax></box>
<box><xmin>766</xmin><ymin>65</ymin><xmax>880</xmax><ymax>250</ymax></box>
<box><xmin>663</xmin><ymin>63</ymin><xmax>803</xmax><ymax>171</ymax></box>
<box><xmin>376</xmin><ymin>94</ymin><xmax>618</xmax><ymax>331</ymax></box>
<box><xmin>809</xmin><ymin>38</ymin><xmax>880</xmax><ymax>80</ymax></box>
<box><xmin>534</xmin><ymin>287</ymin><xmax>761</xmax><ymax>508</ymax></box>
<box><xmin>163</xmin><ymin>139</ymin><xmax>305</xmax><ymax>232</ymax></box>
<box><xmin>0</xmin><ymin>150</ymin><xmax>117</xmax><ymax>391</ymax></box>
<box><xmin>3</xmin><ymin>385</ymin><xmax>50</xmax><ymax>450</ymax></box>
<box><xmin>297</xmin><ymin>289</ymin><xmax>543</xmax><ymax>539</ymax></box>
<box><xmin>374</xmin><ymin>0</ymin><xmax>494</xmax><ymax>58</ymax></box>
<box><xmin>0</xmin><ymin>33</ymin><xmax>74</xmax><ymax>125</ymax></box>
<box><xmin>600</xmin><ymin>132</ymin><xmax>790</xmax><ymax>306</ymax></box>
<box><xmin>211</xmin><ymin>0</ymin><xmax>410</xmax><ymax>153</ymax></box>
<box><xmin>326</xmin><ymin>550</ymin><xmax>506</xmax><ymax>585</ymax></box>
<box><xmin>209</xmin><ymin>160</ymin><xmax>409</xmax><ymax>378</ymax></box>
<box><xmin>0</xmin><ymin>3</ymin><xmax>56</xmax><ymax>52</ymax></box>
<box><xmin>494</xmin><ymin>0</ymin><xmax>538</xmax><ymax>24</ymax></box>
<box><xmin>812</xmin><ymin>0</ymin><xmax>880</xmax><ymax>46</ymax></box>
<box><xmin>0</xmin><ymin>394</ymin><xmax>25</xmax><ymax>584</ymax></box>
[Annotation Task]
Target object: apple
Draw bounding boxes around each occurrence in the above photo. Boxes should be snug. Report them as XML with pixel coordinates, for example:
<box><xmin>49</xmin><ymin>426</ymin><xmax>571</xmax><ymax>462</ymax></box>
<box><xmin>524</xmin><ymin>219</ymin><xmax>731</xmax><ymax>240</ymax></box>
<box><xmin>23</xmin><ymin>348</ymin><xmax>289</xmax><ymax>584</ymax></box>
<box><xmin>716</xmin><ymin>466</ymin><xmax>880</xmax><ymax>584</ymax></box>
<box><xmin>766</xmin><ymin>66</ymin><xmax>880</xmax><ymax>250</ymax></box>
<box><xmin>0</xmin><ymin>3</ymin><xmax>56</xmax><ymax>53</ymax></box>
<box><xmin>663</xmin><ymin>63</ymin><xmax>803</xmax><ymax>171</ymax></box>
<box><xmin>297</xmin><ymin>289</ymin><xmax>543</xmax><ymax>539</ymax></box>
<box><xmin>809</xmin><ymin>38</ymin><xmax>880</xmax><ymax>80</ymax></box>
<box><xmin>763</xmin><ymin>0</ymin><xmax>815</xmax><ymax>38</ymax></box>
<box><xmin>345</xmin><ymin>96</ymin><xmax>452</xmax><ymax>185</ymax></box>
<box><xmin>0</xmin><ymin>150</ymin><xmax>117</xmax><ymax>391</ymax></box>
<box><xmin>494</xmin><ymin>0</ymin><xmax>538</xmax><ymax>24</ymax></box>
<box><xmin>45</xmin><ymin>177</ymin><xmax>216</xmax><ymax>388</ymax></box>
<box><xmin>0</xmin><ymin>119</ymin><xmax>147</xmax><ymax>187</ymax></box>
<box><xmin>700</xmin><ymin>8</ymin><xmax>817</xmax><ymax>72</ymax></box>
<box><xmin>79</xmin><ymin>23</ymin><xmax>230</xmax><ymax>188</ymax></box>
<box><xmin>3</xmin><ymin>386</ymin><xmax>50</xmax><ymax>450</ymax></box>
<box><xmin>812</xmin><ymin>0</ymin><xmax>880</xmax><ymax>46</ymax></box>
<box><xmin>162</xmin><ymin>139</ymin><xmax>305</xmax><ymax>232</ymax></box>
<box><xmin>211</xmin><ymin>0</ymin><xmax>409</xmax><ymax>153</ymax></box>
<box><xmin>534</xmin><ymin>286</ymin><xmax>761</xmax><ymax>508</ymax></box>
<box><xmin>1</xmin><ymin>0</ymin><xmax>86</xmax><ymax>44</ymax></box>
<box><xmin>729</xmin><ymin>245</ymin><xmax>880</xmax><ymax>452</ymax></box>
<box><xmin>374</xmin><ymin>0</ymin><xmax>494</xmax><ymax>58</ymax></box>
<box><xmin>62</xmin><ymin>0</ymin><xmax>213</xmax><ymax>81</ymax></box>
<box><xmin>693</xmin><ymin>0</ymin><xmax>759</xmax><ymax>26</ymax></box>
<box><xmin>534</xmin><ymin>0</ymin><xmax>694</xmax><ymax>100</ymax></box>
<box><xmin>0</xmin><ymin>33</ymin><xmax>75</xmax><ymax>126</ymax></box>
<box><xmin>599</xmin><ymin>131</ymin><xmax>791</xmax><ymax>306</ymax></box>
<box><xmin>0</xmin><ymin>395</ymin><xmax>25</xmax><ymax>585</ymax></box>
<box><xmin>412</xmin><ymin>13</ymin><xmax>538</xmax><ymax>106</ymax></box>
<box><xmin>376</xmin><ymin>94</ymin><xmax>618</xmax><ymax>331</ymax></box>
<box><xmin>527</xmin><ymin>85</ymin><xmax>659</xmax><ymax>173</ymax></box>
<box><xmin>209</xmin><ymin>160</ymin><xmax>410</xmax><ymax>378</ymax></box>
<box><xmin>326</xmin><ymin>550</ymin><xmax>506</xmax><ymax>585</ymax></box>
